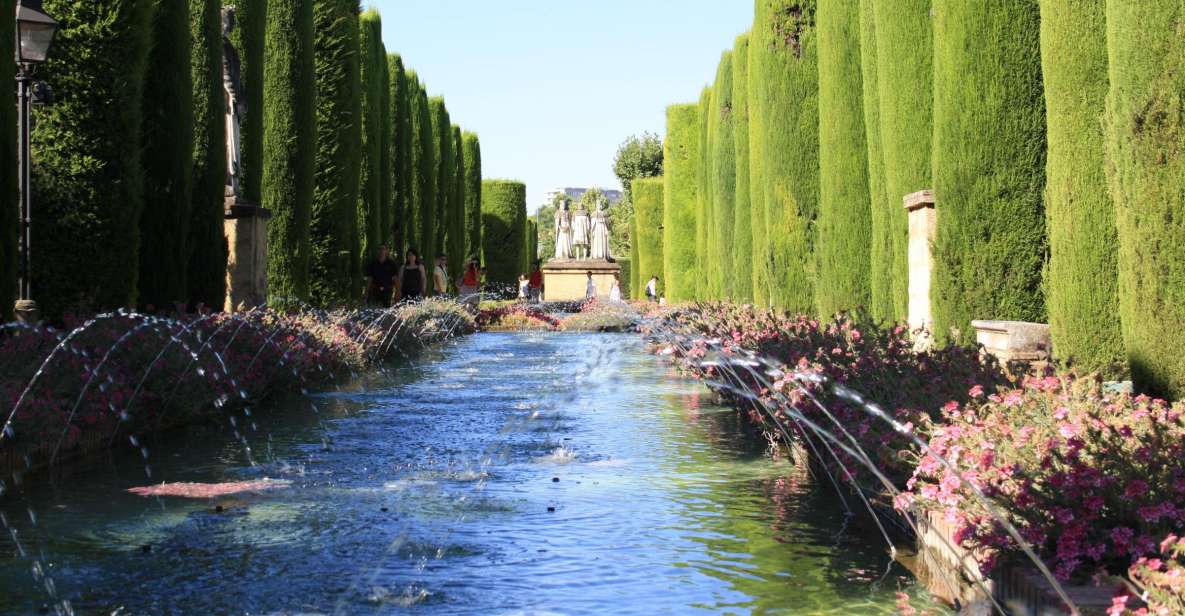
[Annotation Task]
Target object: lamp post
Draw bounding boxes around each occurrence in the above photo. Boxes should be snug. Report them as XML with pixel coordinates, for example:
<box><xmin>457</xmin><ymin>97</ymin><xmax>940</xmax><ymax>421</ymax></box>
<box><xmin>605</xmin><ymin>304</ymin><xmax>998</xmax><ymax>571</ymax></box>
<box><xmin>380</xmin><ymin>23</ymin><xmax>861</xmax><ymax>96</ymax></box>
<box><xmin>12</xmin><ymin>0</ymin><xmax>58</xmax><ymax>323</ymax></box>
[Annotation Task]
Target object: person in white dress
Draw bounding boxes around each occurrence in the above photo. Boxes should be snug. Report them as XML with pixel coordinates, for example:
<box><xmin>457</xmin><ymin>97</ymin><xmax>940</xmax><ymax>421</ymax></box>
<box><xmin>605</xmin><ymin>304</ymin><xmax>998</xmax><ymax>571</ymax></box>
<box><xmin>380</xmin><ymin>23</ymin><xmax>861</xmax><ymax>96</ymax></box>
<box><xmin>609</xmin><ymin>274</ymin><xmax>623</xmax><ymax>303</ymax></box>
<box><xmin>585</xmin><ymin>271</ymin><xmax>597</xmax><ymax>299</ymax></box>
<box><xmin>590</xmin><ymin>202</ymin><xmax>611</xmax><ymax>260</ymax></box>
<box><xmin>554</xmin><ymin>203</ymin><xmax>573</xmax><ymax>260</ymax></box>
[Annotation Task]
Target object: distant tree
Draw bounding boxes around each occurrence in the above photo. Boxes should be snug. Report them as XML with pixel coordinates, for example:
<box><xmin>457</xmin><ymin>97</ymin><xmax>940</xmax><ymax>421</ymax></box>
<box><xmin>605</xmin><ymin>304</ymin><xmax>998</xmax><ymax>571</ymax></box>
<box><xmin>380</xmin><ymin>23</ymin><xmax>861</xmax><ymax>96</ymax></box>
<box><xmin>612</xmin><ymin>132</ymin><xmax>664</xmax><ymax>196</ymax></box>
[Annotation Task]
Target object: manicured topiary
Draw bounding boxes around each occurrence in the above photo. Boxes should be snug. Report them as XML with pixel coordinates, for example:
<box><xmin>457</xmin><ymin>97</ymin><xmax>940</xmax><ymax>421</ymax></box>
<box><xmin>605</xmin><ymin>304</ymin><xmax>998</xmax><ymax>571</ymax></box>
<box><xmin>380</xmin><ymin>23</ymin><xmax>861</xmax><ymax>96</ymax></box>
<box><xmin>859</xmin><ymin>0</ymin><xmax>893</xmax><ymax>322</ymax></box>
<box><xmin>747</xmin><ymin>38</ymin><xmax>768</xmax><ymax>306</ymax></box>
<box><xmin>462</xmin><ymin>131</ymin><xmax>482</xmax><ymax>260</ymax></box>
<box><xmin>695</xmin><ymin>86</ymin><xmax>712</xmax><ymax>300</ymax></box>
<box><xmin>1040</xmin><ymin>0</ymin><xmax>1123</xmax><ymax>374</ymax></box>
<box><xmin>731</xmin><ymin>33</ymin><xmax>753</xmax><ymax>304</ymax></box>
<box><xmin>873</xmin><ymin>0</ymin><xmax>931</xmax><ymax>320</ymax></box>
<box><xmin>187</xmin><ymin>0</ymin><xmax>228</xmax><ymax>310</ymax></box>
<box><xmin>751</xmin><ymin>0</ymin><xmax>819</xmax><ymax>313</ymax></box>
<box><xmin>1105</xmin><ymin>0</ymin><xmax>1185</xmax><ymax>397</ymax></box>
<box><xmin>410</xmin><ymin>78</ymin><xmax>435</xmax><ymax>262</ymax></box>
<box><xmin>448</xmin><ymin>125</ymin><xmax>466</xmax><ymax>281</ymax></box>
<box><xmin>481</xmin><ymin>180</ymin><xmax>526</xmax><ymax>285</ymax></box>
<box><xmin>428</xmin><ymin>97</ymin><xmax>452</xmax><ymax>290</ymax></box>
<box><xmin>310</xmin><ymin>0</ymin><xmax>362</xmax><ymax>306</ymax></box>
<box><xmin>388</xmin><ymin>54</ymin><xmax>409</xmax><ymax>253</ymax></box>
<box><xmin>633</xmin><ymin>177</ymin><xmax>664</xmax><ymax>300</ymax></box>
<box><xmin>378</xmin><ymin>50</ymin><xmax>392</xmax><ymax>247</ymax></box>
<box><xmin>662</xmin><ymin>104</ymin><xmax>700</xmax><ymax>302</ymax></box>
<box><xmin>357</xmin><ymin>9</ymin><xmax>385</xmax><ymax>268</ymax></box>
<box><xmin>710</xmin><ymin>52</ymin><xmax>736</xmax><ymax>301</ymax></box>
<box><xmin>815</xmin><ymin>0</ymin><xmax>871</xmax><ymax>317</ymax></box>
<box><xmin>32</xmin><ymin>0</ymin><xmax>153</xmax><ymax>316</ymax></box>
<box><xmin>0</xmin><ymin>0</ymin><xmax>14</xmax><ymax>319</ymax></box>
<box><xmin>630</xmin><ymin>212</ymin><xmax>641</xmax><ymax>298</ymax></box>
<box><xmin>228</xmin><ymin>0</ymin><xmax>265</xmax><ymax>204</ymax></box>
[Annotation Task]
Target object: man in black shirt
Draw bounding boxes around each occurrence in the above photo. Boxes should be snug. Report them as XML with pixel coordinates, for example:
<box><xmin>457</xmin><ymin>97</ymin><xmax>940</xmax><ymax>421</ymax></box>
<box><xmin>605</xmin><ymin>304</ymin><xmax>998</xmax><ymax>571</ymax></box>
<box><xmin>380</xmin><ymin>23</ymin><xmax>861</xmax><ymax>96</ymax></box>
<box><xmin>364</xmin><ymin>245</ymin><xmax>399</xmax><ymax>306</ymax></box>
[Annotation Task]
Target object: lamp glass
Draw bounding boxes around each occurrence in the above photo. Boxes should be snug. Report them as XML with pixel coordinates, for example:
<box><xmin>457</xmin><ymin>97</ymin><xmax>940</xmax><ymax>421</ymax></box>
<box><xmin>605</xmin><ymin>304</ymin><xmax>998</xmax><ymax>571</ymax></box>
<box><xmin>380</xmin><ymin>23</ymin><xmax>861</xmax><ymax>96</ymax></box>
<box><xmin>17</xmin><ymin>19</ymin><xmax>56</xmax><ymax>63</ymax></box>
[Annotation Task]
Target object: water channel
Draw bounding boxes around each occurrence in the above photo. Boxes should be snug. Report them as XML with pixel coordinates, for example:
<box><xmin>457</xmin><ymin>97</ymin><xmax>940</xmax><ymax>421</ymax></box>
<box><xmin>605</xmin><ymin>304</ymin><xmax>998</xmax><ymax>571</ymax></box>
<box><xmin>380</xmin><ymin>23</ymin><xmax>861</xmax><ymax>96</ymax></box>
<box><xmin>0</xmin><ymin>331</ymin><xmax>948</xmax><ymax>614</ymax></box>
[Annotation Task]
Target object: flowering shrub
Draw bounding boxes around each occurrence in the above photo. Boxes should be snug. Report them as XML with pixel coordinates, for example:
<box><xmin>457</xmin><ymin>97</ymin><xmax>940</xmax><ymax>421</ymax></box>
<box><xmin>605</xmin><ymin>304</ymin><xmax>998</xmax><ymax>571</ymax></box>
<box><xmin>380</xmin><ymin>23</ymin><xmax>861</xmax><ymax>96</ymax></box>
<box><xmin>476</xmin><ymin>304</ymin><xmax>561</xmax><ymax>331</ymax></box>
<box><xmin>559</xmin><ymin>300</ymin><xmax>637</xmax><ymax>332</ymax></box>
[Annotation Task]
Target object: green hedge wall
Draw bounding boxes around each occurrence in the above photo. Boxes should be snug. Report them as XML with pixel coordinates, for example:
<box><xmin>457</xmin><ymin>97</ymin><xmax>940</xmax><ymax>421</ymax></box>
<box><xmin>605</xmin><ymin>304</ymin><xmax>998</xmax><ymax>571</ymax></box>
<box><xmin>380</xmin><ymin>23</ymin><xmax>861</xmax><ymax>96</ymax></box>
<box><xmin>429</xmin><ymin>97</ymin><xmax>452</xmax><ymax>276</ymax></box>
<box><xmin>263</xmin><ymin>0</ymin><xmax>316</xmax><ymax>301</ymax></box>
<box><xmin>860</xmin><ymin>0</ymin><xmax>893</xmax><ymax>322</ymax></box>
<box><xmin>410</xmin><ymin>78</ymin><xmax>436</xmax><ymax>261</ymax></box>
<box><xmin>710</xmin><ymin>52</ymin><xmax>736</xmax><ymax>300</ymax></box>
<box><xmin>310</xmin><ymin>0</ymin><xmax>362</xmax><ymax>306</ymax></box>
<box><xmin>752</xmin><ymin>0</ymin><xmax>818</xmax><ymax>313</ymax></box>
<box><xmin>1105</xmin><ymin>0</ymin><xmax>1185</xmax><ymax>397</ymax></box>
<box><xmin>448</xmin><ymin>125</ymin><xmax>466</xmax><ymax>281</ymax></box>
<box><xmin>873</xmin><ymin>0</ymin><xmax>931</xmax><ymax>320</ymax></box>
<box><xmin>633</xmin><ymin>177</ymin><xmax>664</xmax><ymax>299</ymax></box>
<box><xmin>480</xmin><ymin>180</ymin><xmax>526</xmax><ymax>285</ymax></box>
<box><xmin>462</xmin><ymin>131</ymin><xmax>482</xmax><ymax>261</ymax></box>
<box><xmin>378</xmin><ymin>52</ymin><xmax>392</xmax><ymax>248</ymax></box>
<box><xmin>0</xmin><ymin>0</ymin><xmax>13</xmax><ymax>319</ymax></box>
<box><xmin>388</xmin><ymin>54</ymin><xmax>409</xmax><ymax>253</ymax></box>
<box><xmin>932</xmin><ymin>0</ymin><xmax>1047</xmax><ymax>343</ymax></box>
<box><xmin>187</xmin><ymin>0</ymin><xmax>227</xmax><ymax>310</ymax></box>
<box><xmin>731</xmin><ymin>33</ymin><xmax>753</xmax><ymax>304</ymax></box>
<box><xmin>815</xmin><ymin>0</ymin><xmax>871</xmax><ymax>317</ymax></box>
<box><xmin>227</xmin><ymin>0</ymin><xmax>265</xmax><ymax>205</ymax></box>
<box><xmin>32</xmin><ymin>0</ymin><xmax>152</xmax><ymax>316</ymax></box>
<box><xmin>747</xmin><ymin>37</ymin><xmax>768</xmax><ymax>306</ymax></box>
<box><xmin>1040</xmin><ymin>0</ymin><xmax>1122</xmax><ymax>373</ymax></box>
<box><xmin>630</xmin><ymin>212</ymin><xmax>641</xmax><ymax>298</ymax></box>
<box><xmin>357</xmin><ymin>9</ymin><xmax>385</xmax><ymax>267</ymax></box>
<box><xmin>695</xmin><ymin>86</ymin><xmax>712</xmax><ymax>300</ymax></box>
<box><xmin>662</xmin><ymin>104</ymin><xmax>700</xmax><ymax>302</ymax></box>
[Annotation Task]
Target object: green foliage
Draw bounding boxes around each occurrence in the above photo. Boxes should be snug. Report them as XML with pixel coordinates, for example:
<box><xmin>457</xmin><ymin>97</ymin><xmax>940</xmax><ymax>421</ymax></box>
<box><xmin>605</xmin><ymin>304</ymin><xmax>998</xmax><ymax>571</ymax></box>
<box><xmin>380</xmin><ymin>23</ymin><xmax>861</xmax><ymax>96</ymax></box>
<box><xmin>815</xmin><ymin>0</ymin><xmax>871</xmax><ymax>317</ymax></box>
<box><xmin>405</xmin><ymin>72</ymin><xmax>430</xmax><ymax>255</ymax></box>
<box><xmin>378</xmin><ymin>49</ymin><xmax>392</xmax><ymax>248</ymax></box>
<box><xmin>428</xmin><ymin>97</ymin><xmax>452</xmax><ymax>288</ymax></box>
<box><xmin>535</xmin><ymin>203</ymin><xmax>556</xmax><ymax>263</ymax></box>
<box><xmin>462</xmin><ymin>132</ymin><xmax>482</xmax><ymax>261</ymax></box>
<box><xmin>662</xmin><ymin>104</ymin><xmax>700</xmax><ymax>302</ymax></box>
<box><xmin>731</xmin><ymin>33</ymin><xmax>753</xmax><ymax>304</ymax></box>
<box><xmin>1105</xmin><ymin>0</ymin><xmax>1185</xmax><ymax>397</ymax></box>
<box><xmin>633</xmin><ymin>177</ymin><xmax>664</xmax><ymax>300</ymax></box>
<box><xmin>228</xmin><ymin>0</ymin><xmax>265</xmax><ymax>204</ymax></box>
<box><xmin>0</xmin><ymin>0</ymin><xmax>14</xmax><ymax>319</ymax></box>
<box><xmin>448</xmin><ymin>125</ymin><xmax>466</xmax><ymax>281</ymax></box>
<box><xmin>747</xmin><ymin>37</ymin><xmax>768</xmax><ymax>306</ymax></box>
<box><xmin>358</xmin><ymin>9</ymin><xmax>386</xmax><ymax>269</ymax></box>
<box><xmin>139</xmin><ymin>0</ymin><xmax>194</xmax><ymax>308</ymax></box>
<box><xmin>873</xmin><ymin>0</ymin><xmax>931</xmax><ymax>320</ymax></box>
<box><xmin>1040</xmin><ymin>0</ymin><xmax>1123</xmax><ymax>374</ymax></box>
<box><xmin>860</xmin><ymin>0</ymin><xmax>893</xmax><ymax>322</ymax></box>
<box><xmin>310</xmin><ymin>0</ymin><xmax>362</xmax><ymax>306</ymax></box>
<box><xmin>187</xmin><ymin>0</ymin><xmax>227</xmax><ymax>310</ymax></box>
<box><xmin>695</xmin><ymin>86</ymin><xmax>713</xmax><ymax>300</ymax></box>
<box><xmin>752</xmin><ymin>0</ymin><xmax>819</xmax><ymax>312</ymax></box>
<box><xmin>630</xmin><ymin>212</ymin><xmax>640</xmax><ymax>298</ymax></box>
<box><xmin>931</xmin><ymin>0</ymin><xmax>1047</xmax><ymax>342</ymax></box>
<box><xmin>481</xmin><ymin>180</ymin><xmax>526</xmax><ymax>285</ymax></box>
<box><xmin>32</xmin><ymin>0</ymin><xmax>153</xmax><ymax>316</ymax></box>
<box><xmin>612</xmin><ymin>133</ymin><xmax>664</xmax><ymax>196</ymax></box>
<box><xmin>709</xmin><ymin>53</ymin><xmax>736</xmax><ymax>300</ymax></box>
<box><xmin>388</xmin><ymin>54</ymin><xmax>409</xmax><ymax>253</ymax></box>
<box><xmin>263</xmin><ymin>0</ymin><xmax>316</xmax><ymax>301</ymax></box>
<box><xmin>618</xmin><ymin>257</ymin><xmax>632</xmax><ymax>301</ymax></box>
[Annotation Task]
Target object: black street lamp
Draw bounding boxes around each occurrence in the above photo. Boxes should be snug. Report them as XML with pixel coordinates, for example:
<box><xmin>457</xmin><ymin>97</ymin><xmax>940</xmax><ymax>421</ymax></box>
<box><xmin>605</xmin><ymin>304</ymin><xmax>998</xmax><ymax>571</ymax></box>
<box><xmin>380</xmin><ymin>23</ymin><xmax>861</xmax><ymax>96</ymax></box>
<box><xmin>12</xmin><ymin>0</ymin><xmax>58</xmax><ymax>323</ymax></box>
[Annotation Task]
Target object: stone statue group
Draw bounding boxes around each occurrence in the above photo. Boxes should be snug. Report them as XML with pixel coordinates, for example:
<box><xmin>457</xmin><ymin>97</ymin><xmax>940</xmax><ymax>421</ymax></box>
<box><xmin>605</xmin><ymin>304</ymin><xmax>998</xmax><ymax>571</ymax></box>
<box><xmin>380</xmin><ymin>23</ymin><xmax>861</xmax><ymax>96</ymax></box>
<box><xmin>555</xmin><ymin>200</ymin><xmax>611</xmax><ymax>261</ymax></box>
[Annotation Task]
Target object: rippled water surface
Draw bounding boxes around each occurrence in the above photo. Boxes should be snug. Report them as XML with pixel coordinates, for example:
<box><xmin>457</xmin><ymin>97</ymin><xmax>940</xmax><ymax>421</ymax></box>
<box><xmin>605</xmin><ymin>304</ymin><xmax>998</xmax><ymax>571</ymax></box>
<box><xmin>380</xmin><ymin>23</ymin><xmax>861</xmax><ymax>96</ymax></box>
<box><xmin>0</xmin><ymin>332</ymin><xmax>947</xmax><ymax>614</ymax></box>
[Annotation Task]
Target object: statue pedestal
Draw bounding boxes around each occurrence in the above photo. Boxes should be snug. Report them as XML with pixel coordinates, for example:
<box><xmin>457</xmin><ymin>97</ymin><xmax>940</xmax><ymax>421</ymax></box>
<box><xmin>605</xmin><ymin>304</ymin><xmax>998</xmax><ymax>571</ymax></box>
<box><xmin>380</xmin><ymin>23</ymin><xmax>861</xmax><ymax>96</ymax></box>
<box><xmin>542</xmin><ymin>259</ymin><xmax>620</xmax><ymax>302</ymax></box>
<box><xmin>224</xmin><ymin>195</ymin><xmax>270</xmax><ymax>313</ymax></box>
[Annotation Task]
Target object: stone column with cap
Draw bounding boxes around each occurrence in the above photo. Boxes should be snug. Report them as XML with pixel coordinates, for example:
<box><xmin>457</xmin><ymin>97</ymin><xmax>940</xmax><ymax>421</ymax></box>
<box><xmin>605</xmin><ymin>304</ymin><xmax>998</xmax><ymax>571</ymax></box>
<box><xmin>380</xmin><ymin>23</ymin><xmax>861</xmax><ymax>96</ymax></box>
<box><xmin>904</xmin><ymin>190</ymin><xmax>936</xmax><ymax>347</ymax></box>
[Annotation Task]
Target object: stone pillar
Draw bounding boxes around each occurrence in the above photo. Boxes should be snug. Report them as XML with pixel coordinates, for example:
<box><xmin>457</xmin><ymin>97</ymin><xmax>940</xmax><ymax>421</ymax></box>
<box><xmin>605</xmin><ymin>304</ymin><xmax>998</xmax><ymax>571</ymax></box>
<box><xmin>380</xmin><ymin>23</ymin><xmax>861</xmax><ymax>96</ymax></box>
<box><xmin>904</xmin><ymin>190</ymin><xmax>936</xmax><ymax>346</ymax></box>
<box><xmin>224</xmin><ymin>198</ymin><xmax>270</xmax><ymax>313</ymax></box>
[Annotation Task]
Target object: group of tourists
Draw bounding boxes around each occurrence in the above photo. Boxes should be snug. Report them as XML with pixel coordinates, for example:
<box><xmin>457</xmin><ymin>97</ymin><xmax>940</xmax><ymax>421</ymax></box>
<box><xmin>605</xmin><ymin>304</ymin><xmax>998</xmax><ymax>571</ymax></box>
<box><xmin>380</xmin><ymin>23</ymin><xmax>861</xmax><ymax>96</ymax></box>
<box><xmin>363</xmin><ymin>245</ymin><xmax>484</xmax><ymax>308</ymax></box>
<box><xmin>517</xmin><ymin>263</ymin><xmax>545</xmax><ymax>302</ymax></box>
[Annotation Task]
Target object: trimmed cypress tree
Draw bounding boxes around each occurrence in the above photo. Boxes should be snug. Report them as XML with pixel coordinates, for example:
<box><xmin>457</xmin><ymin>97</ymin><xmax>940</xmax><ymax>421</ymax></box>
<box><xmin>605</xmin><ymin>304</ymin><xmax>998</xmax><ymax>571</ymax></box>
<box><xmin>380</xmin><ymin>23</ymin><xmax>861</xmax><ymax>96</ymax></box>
<box><xmin>752</xmin><ymin>0</ymin><xmax>819</xmax><ymax>313</ymax></box>
<box><xmin>663</xmin><ymin>104</ymin><xmax>700</xmax><ymax>302</ymax></box>
<box><xmin>747</xmin><ymin>37</ymin><xmax>769</xmax><ymax>306</ymax></box>
<box><xmin>187</xmin><ymin>0</ymin><xmax>227</xmax><ymax>310</ymax></box>
<box><xmin>388</xmin><ymin>54</ymin><xmax>409</xmax><ymax>253</ymax></box>
<box><xmin>228</xmin><ymin>0</ymin><xmax>265</xmax><ymax>205</ymax></box>
<box><xmin>630</xmin><ymin>211</ymin><xmax>641</xmax><ymax>298</ymax></box>
<box><xmin>695</xmin><ymin>86</ymin><xmax>713</xmax><ymax>300</ymax></box>
<box><xmin>860</xmin><ymin>0</ymin><xmax>893</xmax><ymax>322</ymax></box>
<box><xmin>1105</xmin><ymin>1</ymin><xmax>1185</xmax><ymax>396</ymax></box>
<box><xmin>310</xmin><ymin>0</ymin><xmax>362</xmax><ymax>306</ymax></box>
<box><xmin>263</xmin><ymin>0</ymin><xmax>316</xmax><ymax>301</ymax></box>
<box><xmin>1041</xmin><ymin>0</ymin><xmax>1122</xmax><ymax>373</ymax></box>
<box><xmin>0</xmin><ymin>0</ymin><xmax>15</xmax><ymax>320</ymax></box>
<box><xmin>710</xmin><ymin>52</ymin><xmax>736</xmax><ymax>301</ymax></box>
<box><xmin>481</xmin><ymin>180</ymin><xmax>526</xmax><ymax>285</ymax></box>
<box><xmin>815</xmin><ymin>0</ymin><xmax>871</xmax><ymax>317</ymax></box>
<box><xmin>633</xmin><ymin>177</ymin><xmax>664</xmax><ymax>299</ymax></box>
<box><xmin>462</xmin><ymin>131</ymin><xmax>482</xmax><ymax>261</ymax></box>
<box><xmin>411</xmin><ymin>80</ymin><xmax>436</xmax><ymax>263</ymax></box>
<box><xmin>378</xmin><ymin>47</ymin><xmax>392</xmax><ymax>247</ymax></box>
<box><xmin>931</xmin><ymin>0</ymin><xmax>1047</xmax><ymax>343</ymax></box>
<box><xmin>32</xmin><ymin>0</ymin><xmax>153</xmax><ymax>316</ymax></box>
<box><xmin>428</xmin><ymin>97</ymin><xmax>453</xmax><ymax>287</ymax></box>
<box><xmin>732</xmin><ymin>33</ymin><xmax>753</xmax><ymax>304</ymax></box>
<box><xmin>357</xmin><ymin>9</ymin><xmax>385</xmax><ymax>268</ymax></box>
<box><xmin>873</xmin><ymin>0</ymin><xmax>931</xmax><ymax>320</ymax></box>
<box><xmin>139</xmin><ymin>0</ymin><xmax>194</xmax><ymax>309</ymax></box>
<box><xmin>448</xmin><ymin>125</ymin><xmax>466</xmax><ymax>280</ymax></box>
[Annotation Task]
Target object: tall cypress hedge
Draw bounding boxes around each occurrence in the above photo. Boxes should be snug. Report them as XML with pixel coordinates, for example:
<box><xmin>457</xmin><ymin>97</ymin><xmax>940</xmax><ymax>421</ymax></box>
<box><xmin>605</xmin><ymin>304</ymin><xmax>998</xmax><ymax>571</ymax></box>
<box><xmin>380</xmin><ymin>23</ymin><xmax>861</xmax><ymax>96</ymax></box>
<box><xmin>663</xmin><ymin>104</ymin><xmax>700</xmax><ymax>302</ymax></box>
<box><xmin>931</xmin><ymin>0</ymin><xmax>1047</xmax><ymax>343</ymax></box>
<box><xmin>378</xmin><ymin>49</ymin><xmax>392</xmax><ymax>247</ymax></box>
<box><xmin>1041</xmin><ymin>0</ymin><xmax>1122</xmax><ymax>373</ymax></box>
<box><xmin>731</xmin><ymin>34</ymin><xmax>753</xmax><ymax>304</ymax></box>
<box><xmin>139</xmin><ymin>0</ymin><xmax>194</xmax><ymax>309</ymax></box>
<box><xmin>228</xmin><ymin>0</ymin><xmax>265</xmax><ymax>205</ymax></box>
<box><xmin>710</xmin><ymin>52</ymin><xmax>736</xmax><ymax>301</ymax></box>
<box><xmin>633</xmin><ymin>177</ymin><xmax>664</xmax><ymax>298</ymax></box>
<box><xmin>32</xmin><ymin>1</ymin><xmax>153</xmax><ymax>316</ymax></box>
<box><xmin>860</xmin><ymin>0</ymin><xmax>893</xmax><ymax>322</ymax></box>
<box><xmin>873</xmin><ymin>0</ymin><xmax>931</xmax><ymax>320</ymax></box>
<box><xmin>1105</xmin><ymin>1</ymin><xmax>1185</xmax><ymax>397</ymax></box>
<box><xmin>747</xmin><ymin>37</ymin><xmax>769</xmax><ymax>306</ymax></box>
<box><xmin>187</xmin><ymin>0</ymin><xmax>228</xmax><ymax>309</ymax></box>
<box><xmin>752</xmin><ymin>0</ymin><xmax>819</xmax><ymax>313</ymax></box>
<box><xmin>357</xmin><ymin>9</ymin><xmax>385</xmax><ymax>266</ymax></box>
<box><xmin>448</xmin><ymin>125</ymin><xmax>466</xmax><ymax>280</ymax></box>
<box><xmin>695</xmin><ymin>86</ymin><xmax>712</xmax><ymax>300</ymax></box>
<box><xmin>388</xmin><ymin>54</ymin><xmax>409</xmax><ymax>253</ymax></box>
<box><xmin>0</xmin><ymin>0</ymin><xmax>14</xmax><ymax>320</ymax></box>
<box><xmin>428</xmin><ymin>97</ymin><xmax>453</xmax><ymax>283</ymax></box>
<box><xmin>462</xmin><ymin>132</ymin><xmax>482</xmax><ymax>262</ymax></box>
<box><xmin>481</xmin><ymin>180</ymin><xmax>526</xmax><ymax>285</ymax></box>
<box><xmin>263</xmin><ymin>0</ymin><xmax>316</xmax><ymax>301</ymax></box>
<box><xmin>411</xmin><ymin>79</ymin><xmax>436</xmax><ymax>261</ymax></box>
<box><xmin>815</xmin><ymin>0</ymin><xmax>871</xmax><ymax>317</ymax></box>
<box><xmin>630</xmin><ymin>212</ymin><xmax>641</xmax><ymax>298</ymax></box>
<box><xmin>310</xmin><ymin>0</ymin><xmax>362</xmax><ymax>306</ymax></box>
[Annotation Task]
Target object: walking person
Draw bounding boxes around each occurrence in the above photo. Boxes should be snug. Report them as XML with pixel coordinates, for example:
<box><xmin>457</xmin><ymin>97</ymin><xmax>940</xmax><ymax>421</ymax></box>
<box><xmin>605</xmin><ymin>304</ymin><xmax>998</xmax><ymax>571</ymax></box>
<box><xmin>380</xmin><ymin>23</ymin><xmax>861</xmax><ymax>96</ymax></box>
<box><xmin>459</xmin><ymin>256</ymin><xmax>481</xmax><ymax>309</ymax></box>
<box><xmin>528</xmin><ymin>262</ymin><xmax>544</xmax><ymax>303</ymax></box>
<box><xmin>364</xmin><ymin>245</ymin><xmax>399</xmax><ymax>307</ymax></box>
<box><xmin>609</xmin><ymin>274</ymin><xmax>623</xmax><ymax>303</ymax></box>
<box><xmin>585</xmin><ymin>271</ymin><xmax>597</xmax><ymax>300</ymax></box>
<box><xmin>517</xmin><ymin>274</ymin><xmax>530</xmax><ymax>300</ymax></box>
<box><xmin>399</xmin><ymin>249</ymin><xmax>426</xmax><ymax>300</ymax></box>
<box><xmin>646</xmin><ymin>276</ymin><xmax>660</xmax><ymax>303</ymax></box>
<box><xmin>432</xmin><ymin>253</ymin><xmax>449</xmax><ymax>297</ymax></box>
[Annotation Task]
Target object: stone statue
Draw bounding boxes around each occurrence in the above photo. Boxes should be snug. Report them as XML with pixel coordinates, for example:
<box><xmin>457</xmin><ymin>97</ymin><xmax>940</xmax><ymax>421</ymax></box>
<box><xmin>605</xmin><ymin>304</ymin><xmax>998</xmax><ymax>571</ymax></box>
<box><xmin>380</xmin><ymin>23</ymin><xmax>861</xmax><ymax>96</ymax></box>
<box><xmin>590</xmin><ymin>201</ymin><xmax>611</xmax><ymax>261</ymax></box>
<box><xmin>554</xmin><ymin>202</ymin><xmax>573</xmax><ymax>260</ymax></box>
<box><xmin>571</xmin><ymin>206</ymin><xmax>590</xmax><ymax>260</ymax></box>
<box><xmin>222</xmin><ymin>7</ymin><xmax>246</xmax><ymax>198</ymax></box>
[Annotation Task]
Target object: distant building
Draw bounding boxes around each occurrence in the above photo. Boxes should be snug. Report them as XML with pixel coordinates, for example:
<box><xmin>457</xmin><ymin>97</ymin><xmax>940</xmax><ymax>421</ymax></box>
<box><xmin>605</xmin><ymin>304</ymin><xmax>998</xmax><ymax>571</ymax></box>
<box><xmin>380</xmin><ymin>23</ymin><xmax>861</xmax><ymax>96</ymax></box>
<box><xmin>544</xmin><ymin>187</ymin><xmax>624</xmax><ymax>209</ymax></box>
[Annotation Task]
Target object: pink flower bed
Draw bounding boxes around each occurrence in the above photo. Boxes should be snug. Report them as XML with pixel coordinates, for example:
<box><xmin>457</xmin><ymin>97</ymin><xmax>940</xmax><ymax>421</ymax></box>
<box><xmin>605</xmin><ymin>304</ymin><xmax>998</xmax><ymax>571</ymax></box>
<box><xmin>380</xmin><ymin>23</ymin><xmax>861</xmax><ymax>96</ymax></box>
<box><xmin>476</xmin><ymin>304</ymin><xmax>561</xmax><ymax>330</ymax></box>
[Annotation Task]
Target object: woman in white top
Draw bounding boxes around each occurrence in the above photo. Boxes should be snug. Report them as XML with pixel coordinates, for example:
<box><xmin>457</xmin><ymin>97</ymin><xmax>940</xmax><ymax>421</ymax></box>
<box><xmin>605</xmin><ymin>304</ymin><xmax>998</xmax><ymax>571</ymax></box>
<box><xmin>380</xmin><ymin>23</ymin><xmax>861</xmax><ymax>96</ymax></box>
<box><xmin>585</xmin><ymin>271</ymin><xmax>597</xmax><ymax>299</ymax></box>
<box><xmin>609</xmin><ymin>274</ymin><xmax>623</xmax><ymax>303</ymax></box>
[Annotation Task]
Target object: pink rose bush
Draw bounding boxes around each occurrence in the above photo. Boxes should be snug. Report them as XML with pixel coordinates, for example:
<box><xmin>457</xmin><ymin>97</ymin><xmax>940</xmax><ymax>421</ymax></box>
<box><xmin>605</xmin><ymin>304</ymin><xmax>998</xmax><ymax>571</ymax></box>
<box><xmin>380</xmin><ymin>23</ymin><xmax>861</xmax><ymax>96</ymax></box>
<box><xmin>1109</xmin><ymin>534</ymin><xmax>1185</xmax><ymax>615</ymax></box>
<box><xmin>476</xmin><ymin>304</ymin><xmax>562</xmax><ymax>330</ymax></box>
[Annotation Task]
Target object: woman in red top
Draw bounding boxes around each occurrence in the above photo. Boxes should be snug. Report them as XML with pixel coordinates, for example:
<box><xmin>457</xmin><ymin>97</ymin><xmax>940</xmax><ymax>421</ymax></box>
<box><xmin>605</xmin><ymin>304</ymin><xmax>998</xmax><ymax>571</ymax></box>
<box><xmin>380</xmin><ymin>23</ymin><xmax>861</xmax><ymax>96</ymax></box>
<box><xmin>459</xmin><ymin>257</ymin><xmax>481</xmax><ymax>308</ymax></box>
<box><xmin>528</xmin><ymin>262</ymin><xmax>543</xmax><ymax>302</ymax></box>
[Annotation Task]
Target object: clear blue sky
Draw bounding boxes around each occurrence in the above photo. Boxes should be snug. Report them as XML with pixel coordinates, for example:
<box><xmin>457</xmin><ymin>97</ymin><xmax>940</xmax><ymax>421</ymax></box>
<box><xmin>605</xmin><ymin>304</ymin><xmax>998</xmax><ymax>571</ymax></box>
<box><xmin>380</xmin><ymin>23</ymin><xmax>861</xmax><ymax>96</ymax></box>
<box><xmin>370</xmin><ymin>1</ymin><xmax>754</xmax><ymax>212</ymax></box>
